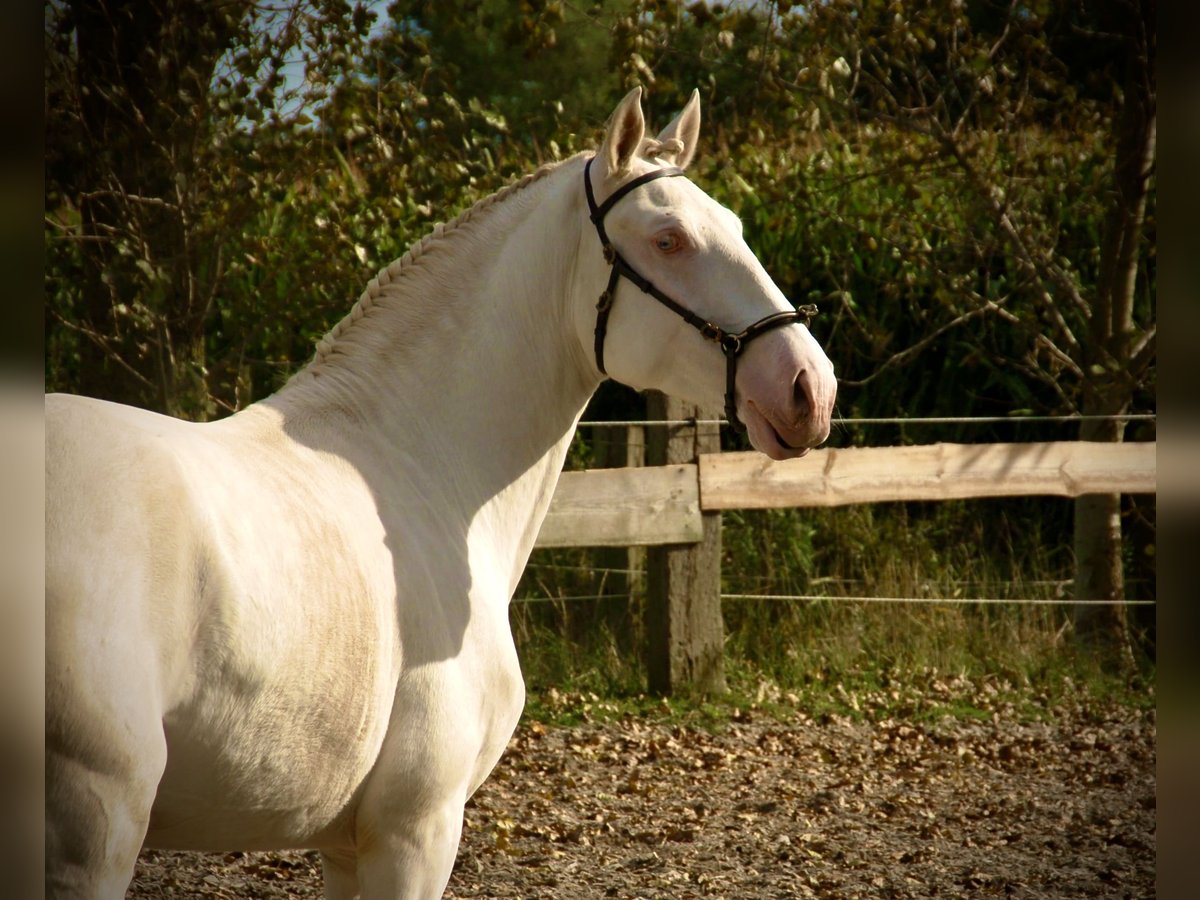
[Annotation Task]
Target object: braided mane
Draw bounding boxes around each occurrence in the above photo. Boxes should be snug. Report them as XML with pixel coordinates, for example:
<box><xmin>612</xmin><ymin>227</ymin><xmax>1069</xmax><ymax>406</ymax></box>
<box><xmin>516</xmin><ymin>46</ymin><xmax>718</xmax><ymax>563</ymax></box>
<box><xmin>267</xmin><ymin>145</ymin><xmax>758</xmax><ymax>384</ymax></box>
<box><xmin>304</xmin><ymin>154</ymin><xmax>580</xmax><ymax>373</ymax></box>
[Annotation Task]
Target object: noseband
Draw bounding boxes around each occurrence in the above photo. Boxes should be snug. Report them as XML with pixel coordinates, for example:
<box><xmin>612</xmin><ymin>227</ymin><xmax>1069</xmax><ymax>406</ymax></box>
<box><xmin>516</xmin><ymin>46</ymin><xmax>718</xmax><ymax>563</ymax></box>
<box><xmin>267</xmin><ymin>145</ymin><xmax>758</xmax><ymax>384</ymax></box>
<box><xmin>584</xmin><ymin>157</ymin><xmax>816</xmax><ymax>433</ymax></box>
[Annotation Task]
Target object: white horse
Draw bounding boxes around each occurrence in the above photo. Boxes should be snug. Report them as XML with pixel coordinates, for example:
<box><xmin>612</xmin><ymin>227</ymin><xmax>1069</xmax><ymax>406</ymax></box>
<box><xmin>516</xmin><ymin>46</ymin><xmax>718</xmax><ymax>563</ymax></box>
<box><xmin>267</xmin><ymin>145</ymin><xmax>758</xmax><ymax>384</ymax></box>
<box><xmin>45</xmin><ymin>89</ymin><xmax>836</xmax><ymax>898</ymax></box>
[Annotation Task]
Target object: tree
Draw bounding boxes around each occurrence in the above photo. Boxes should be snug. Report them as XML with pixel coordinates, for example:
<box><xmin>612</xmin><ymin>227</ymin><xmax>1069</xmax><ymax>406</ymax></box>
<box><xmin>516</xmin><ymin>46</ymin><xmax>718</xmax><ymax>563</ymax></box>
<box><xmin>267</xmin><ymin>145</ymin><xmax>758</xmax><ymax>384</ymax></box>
<box><xmin>1068</xmin><ymin>0</ymin><xmax>1155</xmax><ymax>667</ymax></box>
<box><xmin>600</xmin><ymin>0</ymin><xmax>1155</xmax><ymax>665</ymax></box>
<box><xmin>44</xmin><ymin>0</ymin><xmax>1155</xmax><ymax>676</ymax></box>
<box><xmin>812</xmin><ymin>0</ymin><xmax>1155</xmax><ymax>667</ymax></box>
<box><xmin>45</xmin><ymin>0</ymin><xmax>378</xmax><ymax>417</ymax></box>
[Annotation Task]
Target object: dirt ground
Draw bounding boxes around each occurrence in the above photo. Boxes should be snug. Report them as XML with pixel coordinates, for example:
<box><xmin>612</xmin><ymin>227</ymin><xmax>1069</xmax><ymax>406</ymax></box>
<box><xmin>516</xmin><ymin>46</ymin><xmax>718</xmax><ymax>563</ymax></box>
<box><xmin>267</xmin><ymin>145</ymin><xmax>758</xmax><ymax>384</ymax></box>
<box><xmin>131</xmin><ymin>687</ymin><xmax>1155</xmax><ymax>899</ymax></box>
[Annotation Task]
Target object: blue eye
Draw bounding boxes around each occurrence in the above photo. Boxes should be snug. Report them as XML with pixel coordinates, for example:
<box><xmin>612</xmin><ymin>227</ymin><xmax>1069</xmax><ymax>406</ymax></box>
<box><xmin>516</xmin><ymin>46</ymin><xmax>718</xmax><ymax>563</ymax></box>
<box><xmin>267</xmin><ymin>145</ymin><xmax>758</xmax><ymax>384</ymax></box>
<box><xmin>654</xmin><ymin>233</ymin><xmax>681</xmax><ymax>253</ymax></box>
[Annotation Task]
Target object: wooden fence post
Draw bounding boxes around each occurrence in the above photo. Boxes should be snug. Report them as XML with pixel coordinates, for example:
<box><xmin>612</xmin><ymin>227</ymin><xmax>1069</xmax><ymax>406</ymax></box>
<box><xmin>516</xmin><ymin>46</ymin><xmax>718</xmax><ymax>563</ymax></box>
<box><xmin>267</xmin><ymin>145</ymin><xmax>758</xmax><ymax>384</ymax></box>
<box><xmin>644</xmin><ymin>393</ymin><xmax>726</xmax><ymax>696</ymax></box>
<box><xmin>589</xmin><ymin>424</ymin><xmax>645</xmax><ymax>652</ymax></box>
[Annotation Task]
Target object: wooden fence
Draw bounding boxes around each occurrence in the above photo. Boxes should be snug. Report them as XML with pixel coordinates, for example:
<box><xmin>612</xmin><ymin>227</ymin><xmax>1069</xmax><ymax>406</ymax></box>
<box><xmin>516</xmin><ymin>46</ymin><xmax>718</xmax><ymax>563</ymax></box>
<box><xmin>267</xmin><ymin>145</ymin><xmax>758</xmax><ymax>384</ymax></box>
<box><xmin>537</xmin><ymin>440</ymin><xmax>1157</xmax><ymax>547</ymax></box>
<box><xmin>532</xmin><ymin>411</ymin><xmax>1157</xmax><ymax>695</ymax></box>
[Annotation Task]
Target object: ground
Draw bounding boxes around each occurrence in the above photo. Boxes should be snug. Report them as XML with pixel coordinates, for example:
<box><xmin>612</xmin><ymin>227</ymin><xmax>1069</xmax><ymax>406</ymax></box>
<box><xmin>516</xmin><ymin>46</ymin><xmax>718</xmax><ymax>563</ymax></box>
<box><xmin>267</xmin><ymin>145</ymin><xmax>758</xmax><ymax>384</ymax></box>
<box><xmin>130</xmin><ymin>683</ymin><xmax>1155</xmax><ymax>899</ymax></box>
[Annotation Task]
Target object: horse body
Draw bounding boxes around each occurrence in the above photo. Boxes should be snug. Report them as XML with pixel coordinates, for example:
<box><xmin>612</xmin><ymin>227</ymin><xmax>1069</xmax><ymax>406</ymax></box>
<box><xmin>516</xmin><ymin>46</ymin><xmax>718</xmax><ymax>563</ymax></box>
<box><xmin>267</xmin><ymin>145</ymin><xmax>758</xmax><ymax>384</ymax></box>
<box><xmin>49</xmin><ymin>397</ymin><xmax>388</xmax><ymax>845</ymax></box>
<box><xmin>45</xmin><ymin>90</ymin><xmax>835</xmax><ymax>898</ymax></box>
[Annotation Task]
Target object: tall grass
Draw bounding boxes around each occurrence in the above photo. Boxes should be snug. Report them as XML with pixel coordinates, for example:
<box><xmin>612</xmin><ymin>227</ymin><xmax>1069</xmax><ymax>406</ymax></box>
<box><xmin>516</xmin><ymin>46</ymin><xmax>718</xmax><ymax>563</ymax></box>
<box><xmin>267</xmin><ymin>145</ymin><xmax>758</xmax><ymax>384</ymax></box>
<box><xmin>720</xmin><ymin>500</ymin><xmax>1074</xmax><ymax>681</ymax></box>
<box><xmin>511</xmin><ymin>496</ymin><xmax>1154</xmax><ymax>708</ymax></box>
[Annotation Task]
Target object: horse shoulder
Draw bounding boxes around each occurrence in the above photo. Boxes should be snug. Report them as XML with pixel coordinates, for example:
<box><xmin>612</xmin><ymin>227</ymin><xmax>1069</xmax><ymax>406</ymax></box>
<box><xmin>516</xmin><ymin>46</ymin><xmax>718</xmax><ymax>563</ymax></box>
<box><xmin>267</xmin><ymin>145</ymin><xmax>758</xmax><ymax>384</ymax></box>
<box><xmin>152</xmin><ymin>411</ymin><xmax>403</xmax><ymax>738</ymax></box>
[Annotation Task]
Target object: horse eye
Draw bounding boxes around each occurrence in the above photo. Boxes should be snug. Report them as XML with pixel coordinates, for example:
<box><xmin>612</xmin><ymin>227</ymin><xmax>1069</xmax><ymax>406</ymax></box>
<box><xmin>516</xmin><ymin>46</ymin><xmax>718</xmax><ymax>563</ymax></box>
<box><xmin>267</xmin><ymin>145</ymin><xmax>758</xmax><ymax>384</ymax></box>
<box><xmin>654</xmin><ymin>233</ymin><xmax>681</xmax><ymax>253</ymax></box>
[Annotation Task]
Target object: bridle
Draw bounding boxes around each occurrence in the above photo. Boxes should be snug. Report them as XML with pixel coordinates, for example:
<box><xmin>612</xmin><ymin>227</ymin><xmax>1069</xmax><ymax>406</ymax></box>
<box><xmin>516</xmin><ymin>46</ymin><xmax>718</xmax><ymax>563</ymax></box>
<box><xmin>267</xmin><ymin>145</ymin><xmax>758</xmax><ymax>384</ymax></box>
<box><xmin>584</xmin><ymin>157</ymin><xmax>816</xmax><ymax>433</ymax></box>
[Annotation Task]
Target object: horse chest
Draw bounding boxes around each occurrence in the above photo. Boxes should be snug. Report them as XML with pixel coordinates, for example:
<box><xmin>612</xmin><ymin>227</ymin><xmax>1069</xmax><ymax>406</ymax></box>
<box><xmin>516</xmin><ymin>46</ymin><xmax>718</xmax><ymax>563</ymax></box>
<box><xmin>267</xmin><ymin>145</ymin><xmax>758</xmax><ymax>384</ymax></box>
<box><xmin>149</xmin><ymin>565</ymin><xmax>400</xmax><ymax>848</ymax></box>
<box><xmin>149</xmin><ymin>474</ymin><xmax>529</xmax><ymax>848</ymax></box>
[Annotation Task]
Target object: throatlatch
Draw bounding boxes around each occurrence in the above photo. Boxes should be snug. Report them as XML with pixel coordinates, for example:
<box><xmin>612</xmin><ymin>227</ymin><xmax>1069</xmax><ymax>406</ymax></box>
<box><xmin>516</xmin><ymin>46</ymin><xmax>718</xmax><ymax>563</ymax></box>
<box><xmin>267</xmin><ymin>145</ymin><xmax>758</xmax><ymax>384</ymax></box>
<box><xmin>583</xmin><ymin>157</ymin><xmax>816</xmax><ymax>432</ymax></box>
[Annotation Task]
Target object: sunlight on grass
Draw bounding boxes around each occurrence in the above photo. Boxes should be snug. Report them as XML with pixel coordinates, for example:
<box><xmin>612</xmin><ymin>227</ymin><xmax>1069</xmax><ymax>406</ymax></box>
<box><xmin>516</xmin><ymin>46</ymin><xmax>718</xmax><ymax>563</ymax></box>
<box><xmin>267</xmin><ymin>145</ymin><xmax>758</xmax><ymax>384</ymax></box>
<box><xmin>512</xmin><ymin>498</ymin><xmax>1155</xmax><ymax>723</ymax></box>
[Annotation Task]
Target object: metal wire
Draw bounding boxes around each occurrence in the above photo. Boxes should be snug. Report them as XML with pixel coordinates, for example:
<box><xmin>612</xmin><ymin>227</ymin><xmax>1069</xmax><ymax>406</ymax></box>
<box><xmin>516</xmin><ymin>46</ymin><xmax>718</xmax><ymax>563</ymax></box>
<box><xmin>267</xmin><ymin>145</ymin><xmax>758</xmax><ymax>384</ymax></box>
<box><xmin>524</xmin><ymin>563</ymin><xmax>646</xmax><ymax>577</ymax></box>
<box><xmin>719</xmin><ymin>594</ymin><xmax>1156</xmax><ymax>606</ymax></box>
<box><xmin>576</xmin><ymin>413</ymin><xmax>1156</xmax><ymax>428</ymax></box>
<box><xmin>514</xmin><ymin>593</ymin><xmax>639</xmax><ymax>604</ymax></box>
<box><xmin>513</xmin><ymin>593</ymin><xmax>1154</xmax><ymax>606</ymax></box>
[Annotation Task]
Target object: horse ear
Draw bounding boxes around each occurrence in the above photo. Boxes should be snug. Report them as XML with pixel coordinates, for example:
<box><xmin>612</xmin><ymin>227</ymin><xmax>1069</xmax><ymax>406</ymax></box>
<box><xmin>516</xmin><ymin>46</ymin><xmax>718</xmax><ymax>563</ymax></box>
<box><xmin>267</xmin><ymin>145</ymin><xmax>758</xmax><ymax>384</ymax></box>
<box><xmin>654</xmin><ymin>89</ymin><xmax>701</xmax><ymax>170</ymax></box>
<box><xmin>600</xmin><ymin>87</ymin><xmax>646</xmax><ymax>175</ymax></box>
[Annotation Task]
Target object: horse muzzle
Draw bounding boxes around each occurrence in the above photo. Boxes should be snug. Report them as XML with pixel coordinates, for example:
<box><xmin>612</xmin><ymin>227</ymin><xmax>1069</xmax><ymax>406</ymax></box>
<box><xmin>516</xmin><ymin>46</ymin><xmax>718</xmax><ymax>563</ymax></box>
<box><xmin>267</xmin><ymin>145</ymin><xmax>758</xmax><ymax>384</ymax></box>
<box><xmin>737</xmin><ymin>341</ymin><xmax>836</xmax><ymax>461</ymax></box>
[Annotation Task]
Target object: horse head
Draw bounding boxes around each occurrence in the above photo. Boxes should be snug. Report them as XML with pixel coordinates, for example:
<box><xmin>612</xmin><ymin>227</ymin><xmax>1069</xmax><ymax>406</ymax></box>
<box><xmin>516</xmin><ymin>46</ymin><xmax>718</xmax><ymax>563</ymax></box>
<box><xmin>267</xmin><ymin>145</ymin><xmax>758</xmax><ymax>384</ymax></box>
<box><xmin>576</xmin><ymin>88</ymin><xmax>836</xmax><ymax>460</ymax></box>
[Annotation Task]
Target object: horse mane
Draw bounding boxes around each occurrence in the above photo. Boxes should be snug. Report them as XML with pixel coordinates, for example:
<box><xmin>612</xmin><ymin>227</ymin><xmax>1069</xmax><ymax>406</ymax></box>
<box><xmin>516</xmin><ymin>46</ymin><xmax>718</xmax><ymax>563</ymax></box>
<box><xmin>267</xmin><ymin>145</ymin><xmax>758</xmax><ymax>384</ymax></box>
<box><xmin>302</xmin><ymin>153</ymin><xmax>585</xmax><ymax>375</ymax></box>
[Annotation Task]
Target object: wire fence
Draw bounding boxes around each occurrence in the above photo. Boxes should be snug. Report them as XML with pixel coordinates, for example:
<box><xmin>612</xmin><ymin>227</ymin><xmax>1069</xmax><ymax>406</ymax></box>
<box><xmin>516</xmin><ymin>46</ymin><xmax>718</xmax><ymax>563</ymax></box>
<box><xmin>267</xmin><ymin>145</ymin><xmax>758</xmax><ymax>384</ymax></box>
<box><xmin>519</xmin><ymin>563</ymin><xmax>1154</xmax><ymax>606</ymax></box>
<box><xmin>518</xmin><ymin>564</ymin><xmax>1154</xmax><ymax>607</ymax></box>
<box><xmin>525</xmin><ymin>412</ymin><xmax>1156</xmax><ymax>609</ymax></box>
<box><xmin>576</xmin><ymin>413</ymin><xmax>1156</xmax><ymax>428</ymax></box>
<box><xmin>514</xmin><ymin>592</ymin><xmax>1154</xmax><ymax>606</ymax></box>
<box><xmin>719</xmin><ymin>594</ymin><xmax>1155</xmax><ymax>606</ymax></box>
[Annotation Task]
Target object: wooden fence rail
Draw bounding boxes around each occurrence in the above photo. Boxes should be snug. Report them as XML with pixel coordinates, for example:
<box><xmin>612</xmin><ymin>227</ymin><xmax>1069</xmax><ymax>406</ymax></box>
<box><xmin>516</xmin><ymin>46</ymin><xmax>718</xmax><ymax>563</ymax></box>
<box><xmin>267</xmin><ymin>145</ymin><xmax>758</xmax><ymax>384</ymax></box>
<box><xmin>535</xmin><ymin>441</ymin><xmax>1157</xmax><ymax>548</ymax></box>
<box><xmin>535</xmin><ymin>464</ymin><xmax>701</xmax><ymax>548</ymax></box>
<box><xmin>531</xmin><ymin>437</ymin><xmax>1157</xmax><ymax>695</ymax></box>
<box><xmin>699</xmin><ymin>441</ymin><xmax>1158</xmax><ymax>510</ymax></box>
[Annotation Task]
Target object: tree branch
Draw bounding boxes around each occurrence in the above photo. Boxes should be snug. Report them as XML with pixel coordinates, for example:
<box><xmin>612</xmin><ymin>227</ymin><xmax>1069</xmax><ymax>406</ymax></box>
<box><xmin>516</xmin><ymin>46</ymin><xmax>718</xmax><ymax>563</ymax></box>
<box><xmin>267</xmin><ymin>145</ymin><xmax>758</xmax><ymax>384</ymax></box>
<box><xmin>936</xmin><ymin>128</ymin><xmax>1089</xmax><ymax>356</ymax></box>
<box><xmin>1128</xmin><ymin>326</ymin><xmax>1156</xmax><ymax>378</ymax></box>
<box><xmin>841</xmin><ymin>298</ymin><xmax>1006</xmax><ymax>388</ymax></box>
<box><xmin>49</xmin><ymin>310</ymin><xmax>155</xmax><ymax>391</ymax></box>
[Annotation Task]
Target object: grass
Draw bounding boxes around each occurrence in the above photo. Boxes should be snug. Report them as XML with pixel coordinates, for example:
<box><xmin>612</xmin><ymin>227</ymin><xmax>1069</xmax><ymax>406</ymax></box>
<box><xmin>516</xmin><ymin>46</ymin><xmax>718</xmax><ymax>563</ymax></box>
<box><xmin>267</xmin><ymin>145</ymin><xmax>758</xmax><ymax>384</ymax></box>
<box><xmin>516</xmin><ymin>655</ymin><xmax>1154</xmax><ymax>733</ymax></box>
<box><xmin>510</xmin><ymin>497</ymin><xmax>1155</xmax><ymax>728</ymax></box>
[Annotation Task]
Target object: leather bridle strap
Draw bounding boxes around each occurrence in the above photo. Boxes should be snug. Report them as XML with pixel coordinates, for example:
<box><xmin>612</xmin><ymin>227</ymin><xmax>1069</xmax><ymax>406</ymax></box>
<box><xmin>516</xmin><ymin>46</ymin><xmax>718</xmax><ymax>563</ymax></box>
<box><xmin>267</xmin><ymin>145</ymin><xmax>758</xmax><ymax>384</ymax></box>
<box><xmin>584</xmin><ymin>156</ymin><xmax>816</xmax><ymax>432</ymax></box>
<box><xmin>584</xmin><ymin>158</ymin><xmax>687</xmax><ymax>375</ymax></box>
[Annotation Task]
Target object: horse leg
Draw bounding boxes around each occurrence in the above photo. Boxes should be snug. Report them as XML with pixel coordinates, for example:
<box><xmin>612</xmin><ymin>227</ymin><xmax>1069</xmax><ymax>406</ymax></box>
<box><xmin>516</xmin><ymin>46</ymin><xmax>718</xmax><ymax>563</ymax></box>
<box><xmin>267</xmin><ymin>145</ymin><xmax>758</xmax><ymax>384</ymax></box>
<box><xmin>321</xmin><ymin>848</ymin><xmax>360</xmax><ymax>900</ymax></box>
<box><xmin>45</xmin><ymin>599</ymin><xmax>167</xmax><ymax>900</ymax></box>
<box><xmin>45</xmin><ymin>715</ymin><xmax>165</xmax><ymax>899</ymax></box>
<box><xmin>352</xmin><ymin>799</ymin><xmax>466</xmax><ymax>900</ymax></box>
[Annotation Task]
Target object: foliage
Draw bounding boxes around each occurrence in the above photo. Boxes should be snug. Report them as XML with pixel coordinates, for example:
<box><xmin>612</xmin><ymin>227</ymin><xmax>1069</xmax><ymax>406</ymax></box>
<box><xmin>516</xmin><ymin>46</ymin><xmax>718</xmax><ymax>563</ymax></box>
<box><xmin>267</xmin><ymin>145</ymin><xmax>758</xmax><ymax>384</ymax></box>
<box><xmin>45</xmin><ymin>0</ymin><xmax>1155</xmax><ymax>424</ymax></box>
<box><xmin>45</xmin><ymin>0</ymin><xmax>1154</xmax><ymax>686</ymax></box>
<box><xmin>514</xmin><ymin>495</ymin><xmax>1154</xmax><ymax>705</ymax></box>
<box><xmin>45</xmin><ymin>0</ymin><xmax>379</xmax><ymax>415</ymax></box>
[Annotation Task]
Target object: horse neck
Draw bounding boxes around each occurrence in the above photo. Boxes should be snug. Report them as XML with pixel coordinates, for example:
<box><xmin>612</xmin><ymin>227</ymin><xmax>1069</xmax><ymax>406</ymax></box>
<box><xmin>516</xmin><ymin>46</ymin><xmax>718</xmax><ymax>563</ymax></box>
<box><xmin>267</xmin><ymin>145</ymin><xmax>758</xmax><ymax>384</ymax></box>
<box><xmin>262</xmin><ymin>157</ymin><xmax>598</xmax><ymax>583</ymax></box>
